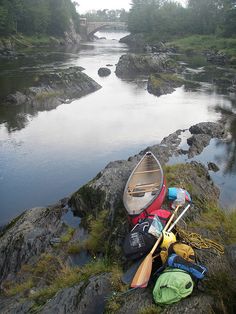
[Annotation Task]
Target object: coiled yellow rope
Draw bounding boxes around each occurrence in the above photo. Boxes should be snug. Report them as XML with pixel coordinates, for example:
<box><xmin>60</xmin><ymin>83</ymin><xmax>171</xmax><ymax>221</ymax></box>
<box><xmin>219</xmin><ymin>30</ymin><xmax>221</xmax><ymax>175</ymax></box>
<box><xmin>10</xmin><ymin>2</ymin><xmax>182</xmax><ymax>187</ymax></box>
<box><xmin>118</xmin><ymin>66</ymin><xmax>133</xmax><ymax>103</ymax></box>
<box><xmin>176</xmin><ymin>226</ymin><xmax>225</xmax><ymax>255</ymax></box>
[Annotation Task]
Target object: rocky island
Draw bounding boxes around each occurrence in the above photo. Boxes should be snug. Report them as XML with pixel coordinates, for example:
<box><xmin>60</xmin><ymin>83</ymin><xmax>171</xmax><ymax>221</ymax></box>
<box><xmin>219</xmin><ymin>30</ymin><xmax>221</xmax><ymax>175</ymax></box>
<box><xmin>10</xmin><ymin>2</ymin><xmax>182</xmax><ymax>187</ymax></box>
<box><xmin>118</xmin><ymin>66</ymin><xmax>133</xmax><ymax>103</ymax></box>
<box><xmin>1</xmin><ymin>66</ymin><xmax>101</xmax><ymax>110</ymax></box>
<box><xmin>0</xmin><ymin>121</ymin><xmax>235</xmax><ymax>314</ymax></box>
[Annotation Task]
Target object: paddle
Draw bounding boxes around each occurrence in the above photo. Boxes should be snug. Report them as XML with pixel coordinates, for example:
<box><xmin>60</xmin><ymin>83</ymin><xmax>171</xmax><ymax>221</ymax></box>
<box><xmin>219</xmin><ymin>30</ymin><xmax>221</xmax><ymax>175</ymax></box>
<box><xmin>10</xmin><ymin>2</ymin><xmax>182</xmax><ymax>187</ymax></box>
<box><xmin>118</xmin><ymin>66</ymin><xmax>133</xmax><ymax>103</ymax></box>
<box><xmin>121</xmin><ymin>257</ymin><xmax>145</xmax><ymax>285</ymax></box>
<box><xmin>130</xmin><ymin>204</ymin><xmax>181</xmax><ymax>288</ymax></box>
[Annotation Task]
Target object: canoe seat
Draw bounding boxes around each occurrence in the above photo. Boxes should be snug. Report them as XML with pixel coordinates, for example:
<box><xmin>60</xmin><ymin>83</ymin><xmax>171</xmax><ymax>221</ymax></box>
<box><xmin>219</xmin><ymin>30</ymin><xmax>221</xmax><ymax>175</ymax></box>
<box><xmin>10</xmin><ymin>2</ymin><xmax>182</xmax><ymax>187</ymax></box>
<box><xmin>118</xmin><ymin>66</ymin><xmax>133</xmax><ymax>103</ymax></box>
<box><xmin>128</xmin><ymin>182</ymin><xmax>160</xmax><ymax>196</ymax></box>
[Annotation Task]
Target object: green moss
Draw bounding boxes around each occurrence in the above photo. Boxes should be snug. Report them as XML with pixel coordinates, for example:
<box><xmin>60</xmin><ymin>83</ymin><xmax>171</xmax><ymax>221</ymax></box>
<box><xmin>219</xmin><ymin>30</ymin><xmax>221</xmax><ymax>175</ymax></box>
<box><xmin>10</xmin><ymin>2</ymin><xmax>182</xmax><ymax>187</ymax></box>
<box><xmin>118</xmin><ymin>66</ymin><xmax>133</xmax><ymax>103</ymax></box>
<box><xmin>149</xmin><ymin>73</ymin><xmax>184</xmax><ymax>89</ymax></box>
<box><xmin>35</xmin><ymin>91</ymin><xmax>62</xmax><ymax>100</ymax></box>
<box><xmin>60</xmin><ymin>227</ymin><xmax>75</xmax><ymax>243</ymax></box>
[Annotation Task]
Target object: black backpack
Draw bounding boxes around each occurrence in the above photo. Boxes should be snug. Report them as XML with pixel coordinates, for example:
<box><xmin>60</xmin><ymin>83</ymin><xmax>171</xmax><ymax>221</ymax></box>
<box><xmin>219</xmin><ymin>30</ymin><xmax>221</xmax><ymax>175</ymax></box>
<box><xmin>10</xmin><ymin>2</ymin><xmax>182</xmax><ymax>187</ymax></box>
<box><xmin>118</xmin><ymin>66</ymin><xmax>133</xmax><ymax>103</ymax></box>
<box><xmin>123</xmin><ymin>218</ymin><xmax>157</xmax><ymax>260</ymax></box>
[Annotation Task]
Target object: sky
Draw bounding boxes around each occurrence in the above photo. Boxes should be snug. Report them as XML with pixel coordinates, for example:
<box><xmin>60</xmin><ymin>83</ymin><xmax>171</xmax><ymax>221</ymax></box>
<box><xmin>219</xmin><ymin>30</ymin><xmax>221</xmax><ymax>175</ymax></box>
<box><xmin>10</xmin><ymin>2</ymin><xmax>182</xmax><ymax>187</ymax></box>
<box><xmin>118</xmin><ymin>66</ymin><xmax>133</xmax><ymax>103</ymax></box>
<box><xmin>76</xmin><ymin>0</ymin><xmax>187</xmax><ymax>14</ymax></box>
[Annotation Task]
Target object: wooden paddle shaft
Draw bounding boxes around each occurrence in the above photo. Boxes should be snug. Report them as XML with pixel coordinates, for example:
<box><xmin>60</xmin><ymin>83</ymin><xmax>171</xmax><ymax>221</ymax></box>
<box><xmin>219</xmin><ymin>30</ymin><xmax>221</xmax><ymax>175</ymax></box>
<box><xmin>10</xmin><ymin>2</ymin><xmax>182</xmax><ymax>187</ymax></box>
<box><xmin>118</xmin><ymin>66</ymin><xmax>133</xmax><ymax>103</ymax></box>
<box><xmin>150</xmin><ymin>205</ymin><xmax>181</xmax><ymax>255</ymax></box>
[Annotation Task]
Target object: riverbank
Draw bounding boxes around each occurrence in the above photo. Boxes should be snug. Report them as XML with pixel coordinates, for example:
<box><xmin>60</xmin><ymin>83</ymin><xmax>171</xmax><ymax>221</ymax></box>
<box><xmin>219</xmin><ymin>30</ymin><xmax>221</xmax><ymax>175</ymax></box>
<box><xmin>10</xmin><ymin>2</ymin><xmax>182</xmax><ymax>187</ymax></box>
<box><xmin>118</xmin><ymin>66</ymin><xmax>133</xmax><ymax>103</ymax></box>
<box><xmin>121</xmin><ymin>34</ymin><xmax>236</xmax><ymax>67</ymax></box>
<box><xmin>0</xmin><ymin>121</ymin><xmax>236</xmax><ymax>313</ymax></box>
<box><xmin>0</xmin><ymin>33</ymin><xmax>81</xmax><ymax>58</ymax></box>
<box><xmin>168</xmin><ymin>35</ymin><xmax>236</xmax><ymax>59</ymax></box>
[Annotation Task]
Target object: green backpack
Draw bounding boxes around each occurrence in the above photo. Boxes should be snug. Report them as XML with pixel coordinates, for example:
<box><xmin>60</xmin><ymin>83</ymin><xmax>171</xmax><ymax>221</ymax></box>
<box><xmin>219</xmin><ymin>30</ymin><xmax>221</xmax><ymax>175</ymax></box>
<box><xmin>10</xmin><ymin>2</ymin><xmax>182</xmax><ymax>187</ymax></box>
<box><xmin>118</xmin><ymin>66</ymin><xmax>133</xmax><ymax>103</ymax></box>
<box><xmin>153</xmin><ymin>268</ymin><xmax>194</xmax><ymax>305</ymax></box>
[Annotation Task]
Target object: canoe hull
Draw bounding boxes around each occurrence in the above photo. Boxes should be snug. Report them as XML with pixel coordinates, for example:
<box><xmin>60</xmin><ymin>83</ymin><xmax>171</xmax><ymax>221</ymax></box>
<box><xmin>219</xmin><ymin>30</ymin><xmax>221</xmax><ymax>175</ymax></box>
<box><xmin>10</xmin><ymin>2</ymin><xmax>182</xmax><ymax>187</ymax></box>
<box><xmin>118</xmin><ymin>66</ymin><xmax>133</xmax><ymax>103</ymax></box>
<box><xmin>123</xmin><ymin>151</ymin><xmax>166</xmax><ymax>224</ymax></box>
<box><xmin>127</xmin><ymin>181</ymin><xmax>167</xmax><ymax>225</ymax></box>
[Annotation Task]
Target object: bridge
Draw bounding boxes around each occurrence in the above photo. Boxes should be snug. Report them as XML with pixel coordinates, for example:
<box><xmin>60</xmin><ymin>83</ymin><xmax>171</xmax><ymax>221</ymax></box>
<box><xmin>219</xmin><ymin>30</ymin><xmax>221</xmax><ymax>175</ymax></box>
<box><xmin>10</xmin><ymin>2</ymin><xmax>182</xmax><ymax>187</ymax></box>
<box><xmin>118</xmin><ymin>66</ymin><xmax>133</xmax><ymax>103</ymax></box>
<box><xmin>80</xmin><ymin>18</ymin><xmax>127</xmax><ymax>39</ymax></box>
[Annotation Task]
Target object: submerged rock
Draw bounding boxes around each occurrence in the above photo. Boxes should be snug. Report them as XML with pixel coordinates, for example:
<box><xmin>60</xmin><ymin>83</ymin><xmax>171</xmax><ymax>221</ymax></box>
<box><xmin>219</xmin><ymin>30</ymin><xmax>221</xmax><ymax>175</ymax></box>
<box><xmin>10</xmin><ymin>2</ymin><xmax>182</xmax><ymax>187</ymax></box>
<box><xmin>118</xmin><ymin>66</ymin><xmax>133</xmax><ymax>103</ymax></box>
<box><xmin>208</xmin><ymin>162</ymin><xmax>220</xmax><ymax>172</ymax></box>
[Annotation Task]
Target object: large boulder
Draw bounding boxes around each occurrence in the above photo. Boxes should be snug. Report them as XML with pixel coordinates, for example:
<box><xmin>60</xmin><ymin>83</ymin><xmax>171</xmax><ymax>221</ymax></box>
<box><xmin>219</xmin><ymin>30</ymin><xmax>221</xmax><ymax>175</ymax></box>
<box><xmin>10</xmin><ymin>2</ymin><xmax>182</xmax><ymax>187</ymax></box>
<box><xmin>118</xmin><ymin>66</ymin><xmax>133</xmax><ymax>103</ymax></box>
<box><xmin>115</xmin><ymin>53</ymin><xmax>174</xmax><ymax>78</ymax></box>
<box><xmin>189</xmin><ymin>122</ymin><xmax>226</xmax><ymax>138</ymax></box>
<box><xmin>119</xmin><ymin>33</ymin><xmax>146</xmax><ymax>50</ymax></box>
<box><xmin>0</xmin><ymin>204</ymin><xmax>67</xmax><ymax>283</ymax></box>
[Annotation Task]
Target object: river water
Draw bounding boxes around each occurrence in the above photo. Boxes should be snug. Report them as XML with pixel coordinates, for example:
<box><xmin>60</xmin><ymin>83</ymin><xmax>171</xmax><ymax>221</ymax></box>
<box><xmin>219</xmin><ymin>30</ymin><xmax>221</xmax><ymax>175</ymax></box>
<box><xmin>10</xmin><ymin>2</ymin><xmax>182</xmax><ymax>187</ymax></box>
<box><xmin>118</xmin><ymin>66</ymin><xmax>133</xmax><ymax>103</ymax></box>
<box><xmin>0</xmin><ymin>31</ymin><xmax>236</xmax><ymax>225</ymax></box>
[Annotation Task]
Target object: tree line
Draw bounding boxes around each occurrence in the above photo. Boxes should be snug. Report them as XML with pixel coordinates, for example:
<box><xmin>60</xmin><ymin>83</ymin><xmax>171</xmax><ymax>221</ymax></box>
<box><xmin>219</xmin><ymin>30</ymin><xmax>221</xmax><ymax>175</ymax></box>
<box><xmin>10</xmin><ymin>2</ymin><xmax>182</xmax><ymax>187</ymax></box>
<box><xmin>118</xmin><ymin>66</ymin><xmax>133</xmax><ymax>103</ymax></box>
<box><xmin>0</xmin><ymin>0</ymin><xmax>80</xmax><ymax>36</ymax></box>
<box><xmin>83</xmin><ymin>9</ymin><xmax>128</xmax><ymax>23</ymax></box>
<box><xmin>128</xmin><ymin>0</ymin><xmax>236</xmax><ymax>38</ymax></box>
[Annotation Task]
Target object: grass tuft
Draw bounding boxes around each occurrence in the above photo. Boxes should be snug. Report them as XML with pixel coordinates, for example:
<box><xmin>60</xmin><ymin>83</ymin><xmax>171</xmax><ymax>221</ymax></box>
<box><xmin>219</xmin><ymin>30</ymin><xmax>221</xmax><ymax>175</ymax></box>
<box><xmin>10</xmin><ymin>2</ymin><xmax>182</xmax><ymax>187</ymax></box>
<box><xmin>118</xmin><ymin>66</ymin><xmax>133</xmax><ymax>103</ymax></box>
<box><xmin>84</xmin><ymin>210</ymin><xmax>109</xmax><ymax>254</ymax></box>
<box><xmin>60</xmin><ymin>226</ymin><xmax>75</xmax><ymax>243</ymax></box>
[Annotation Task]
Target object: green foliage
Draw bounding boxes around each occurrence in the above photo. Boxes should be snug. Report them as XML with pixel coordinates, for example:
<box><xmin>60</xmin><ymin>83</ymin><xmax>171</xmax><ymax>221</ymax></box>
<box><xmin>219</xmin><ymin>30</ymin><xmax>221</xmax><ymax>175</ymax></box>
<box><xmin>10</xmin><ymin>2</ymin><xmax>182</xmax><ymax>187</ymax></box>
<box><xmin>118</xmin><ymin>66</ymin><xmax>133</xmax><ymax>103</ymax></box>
<box><xmin>128</xmin><ymin>0</ymin><xmax>236</xmax><ymax>40</ymax></box>
<box><xmin>84</xmin><ymin>9</ymin><xmax>128</xmax><ymax>22</ymax></box>
<box><xmin>0</xmin><ymin>0</ymin><xmax>80</xmax><ymax>36</ymax></box>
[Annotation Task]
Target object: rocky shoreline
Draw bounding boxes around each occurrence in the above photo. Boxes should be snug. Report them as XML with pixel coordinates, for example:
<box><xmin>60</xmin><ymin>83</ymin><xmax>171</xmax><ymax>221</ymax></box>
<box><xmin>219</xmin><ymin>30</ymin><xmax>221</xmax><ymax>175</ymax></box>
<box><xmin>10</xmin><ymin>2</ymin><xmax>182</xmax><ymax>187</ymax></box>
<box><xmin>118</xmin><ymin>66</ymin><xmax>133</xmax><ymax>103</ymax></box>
<box><xmin>118</xmin><ymin>34</ymin><xmax>236</xmax><ymax>94</ymax></box>
<box><xmin>1</xmin><ymin>121</ymin><xmax>235</xmax><ymax>313</ymax></box>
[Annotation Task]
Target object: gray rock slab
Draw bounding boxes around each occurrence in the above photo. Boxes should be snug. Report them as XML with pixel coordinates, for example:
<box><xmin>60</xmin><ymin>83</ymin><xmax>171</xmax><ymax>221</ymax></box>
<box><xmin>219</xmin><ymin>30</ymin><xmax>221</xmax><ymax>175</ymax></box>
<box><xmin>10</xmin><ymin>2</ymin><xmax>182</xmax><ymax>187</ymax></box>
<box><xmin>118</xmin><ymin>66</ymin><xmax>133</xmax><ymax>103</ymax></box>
<box><xmin>41</xmin><ymin>273</ymin><xmax>112</xmax><ymax>314</ymax></box>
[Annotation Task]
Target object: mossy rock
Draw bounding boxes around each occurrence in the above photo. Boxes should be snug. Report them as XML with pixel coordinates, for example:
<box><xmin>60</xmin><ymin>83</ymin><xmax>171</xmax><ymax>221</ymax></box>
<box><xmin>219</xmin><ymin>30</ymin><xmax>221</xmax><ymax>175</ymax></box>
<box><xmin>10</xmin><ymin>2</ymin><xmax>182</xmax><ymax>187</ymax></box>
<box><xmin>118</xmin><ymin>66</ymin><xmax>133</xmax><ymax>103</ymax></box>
<box><xmin>147</xmin><ymin>72</ymin><xmax>184</xmax><ymax>96</ymax></box>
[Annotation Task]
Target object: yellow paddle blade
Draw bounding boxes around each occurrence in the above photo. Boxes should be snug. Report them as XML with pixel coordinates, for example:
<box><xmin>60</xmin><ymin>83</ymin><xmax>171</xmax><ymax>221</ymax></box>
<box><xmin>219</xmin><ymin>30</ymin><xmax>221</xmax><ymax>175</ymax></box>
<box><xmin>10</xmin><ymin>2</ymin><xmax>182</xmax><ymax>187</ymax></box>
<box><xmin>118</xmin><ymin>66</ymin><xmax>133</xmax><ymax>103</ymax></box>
<box><xmin>130</xmin><ymin>253</ymin><xmax>153</xmax><ymax>288</ymax></box>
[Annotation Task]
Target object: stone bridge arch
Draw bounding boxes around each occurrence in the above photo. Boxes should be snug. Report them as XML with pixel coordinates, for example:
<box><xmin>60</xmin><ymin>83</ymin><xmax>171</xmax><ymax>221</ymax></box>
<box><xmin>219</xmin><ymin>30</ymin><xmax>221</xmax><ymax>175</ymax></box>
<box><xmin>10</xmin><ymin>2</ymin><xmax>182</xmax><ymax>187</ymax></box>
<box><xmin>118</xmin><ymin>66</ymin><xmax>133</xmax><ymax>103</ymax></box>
<box><xmin>80</xmin><ymin>19</ymin><xmax>127</xmax><ymax>39</ymax></box>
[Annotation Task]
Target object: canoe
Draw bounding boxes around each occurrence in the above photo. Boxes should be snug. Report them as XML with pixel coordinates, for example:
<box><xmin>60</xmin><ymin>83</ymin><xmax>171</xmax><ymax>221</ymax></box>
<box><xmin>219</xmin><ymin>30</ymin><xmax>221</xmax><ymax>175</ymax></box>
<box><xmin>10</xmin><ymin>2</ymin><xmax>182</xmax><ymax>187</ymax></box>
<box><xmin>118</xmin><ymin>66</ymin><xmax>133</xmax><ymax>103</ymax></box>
<box><xmin>123</xmin><ymin>151</ymin><xmax>166</xmax><ymax>221</ymax></box>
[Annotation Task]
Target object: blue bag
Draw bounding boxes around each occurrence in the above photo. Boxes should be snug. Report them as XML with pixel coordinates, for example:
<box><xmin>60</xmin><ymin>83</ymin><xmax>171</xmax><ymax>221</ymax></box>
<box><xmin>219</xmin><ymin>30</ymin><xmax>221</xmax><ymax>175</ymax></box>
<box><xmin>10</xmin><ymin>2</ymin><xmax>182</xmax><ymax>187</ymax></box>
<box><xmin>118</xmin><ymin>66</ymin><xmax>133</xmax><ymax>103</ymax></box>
<box><xmin>167</xmin><ymin>187</ymin><xmax>192</xmax><ymax>203</ymax></box>
<box><xmin>167</xmin><ymin>254</ymin><xmax>207</xmax><ymax>280</ymax></box>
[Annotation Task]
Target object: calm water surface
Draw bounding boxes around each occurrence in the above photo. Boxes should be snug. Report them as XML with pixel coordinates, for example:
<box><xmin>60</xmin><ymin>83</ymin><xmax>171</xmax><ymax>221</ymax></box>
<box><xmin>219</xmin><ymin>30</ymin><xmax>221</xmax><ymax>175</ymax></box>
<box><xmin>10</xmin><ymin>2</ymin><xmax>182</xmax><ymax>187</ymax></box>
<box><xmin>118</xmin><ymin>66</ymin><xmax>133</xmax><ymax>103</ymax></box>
<box><xmin>0</xmin><ymin>31</ymin><xmax>236</xmax><ymax>224</ymax></box>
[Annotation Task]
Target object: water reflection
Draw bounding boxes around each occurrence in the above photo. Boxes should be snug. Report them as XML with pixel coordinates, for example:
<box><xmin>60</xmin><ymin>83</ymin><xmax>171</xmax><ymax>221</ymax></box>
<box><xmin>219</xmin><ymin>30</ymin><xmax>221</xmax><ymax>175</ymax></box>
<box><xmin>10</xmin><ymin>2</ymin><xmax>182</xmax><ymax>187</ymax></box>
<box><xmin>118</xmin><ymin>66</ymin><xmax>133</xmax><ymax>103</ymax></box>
<box><xmin>1</xmin><ymin>31</ymin><xmax>236</xmax><ymax>224</ymax></box>
<box><xmin>215</xmin><ymin>102</ymin><xmax>236</xmax><ymax>174</ymax></box>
